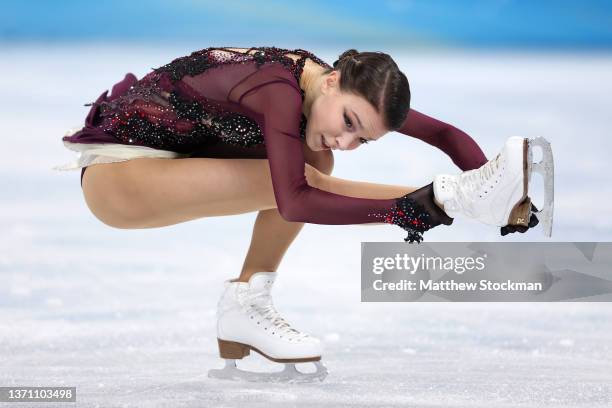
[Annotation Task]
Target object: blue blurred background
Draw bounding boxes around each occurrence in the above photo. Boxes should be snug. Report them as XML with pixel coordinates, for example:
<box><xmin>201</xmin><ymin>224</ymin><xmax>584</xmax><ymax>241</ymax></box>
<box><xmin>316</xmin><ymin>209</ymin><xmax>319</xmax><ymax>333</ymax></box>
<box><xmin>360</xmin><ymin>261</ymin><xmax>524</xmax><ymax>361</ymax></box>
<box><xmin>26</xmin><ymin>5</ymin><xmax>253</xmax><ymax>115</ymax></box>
<box><xmin>2</xmin><ymin>3</ymin><xmax>612</xmax><ymax>407</ymax></box>
<box><xmin>2</xmin><ymin>0</ymin><xmax>612</xmax><ymax>49</ymax></box>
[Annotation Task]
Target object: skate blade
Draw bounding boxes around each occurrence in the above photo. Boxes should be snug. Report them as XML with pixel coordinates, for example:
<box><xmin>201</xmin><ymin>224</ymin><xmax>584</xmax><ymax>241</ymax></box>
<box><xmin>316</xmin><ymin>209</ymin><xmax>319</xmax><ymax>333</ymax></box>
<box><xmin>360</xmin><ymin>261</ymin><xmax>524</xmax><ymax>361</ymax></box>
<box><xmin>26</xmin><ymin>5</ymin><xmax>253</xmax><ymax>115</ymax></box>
<box><xmin>208</xmin><ymin>359</ymin><xmax>328</xmax><ymax>383</ymax></box>
<box><xmin>527</xmin><ymin>136</ymin><xmax>554</xmax><ymax>237</ymax></box>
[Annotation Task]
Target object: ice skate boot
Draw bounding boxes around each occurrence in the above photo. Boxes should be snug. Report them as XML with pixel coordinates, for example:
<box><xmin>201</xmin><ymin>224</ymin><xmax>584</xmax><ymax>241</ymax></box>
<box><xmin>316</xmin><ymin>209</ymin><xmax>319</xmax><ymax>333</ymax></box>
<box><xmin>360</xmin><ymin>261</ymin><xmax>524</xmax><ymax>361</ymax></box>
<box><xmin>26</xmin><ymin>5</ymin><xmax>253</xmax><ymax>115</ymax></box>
<box><xmin>433</xmin><ymin>136</ymin><xmax>554</xmax><ymax>236</ymax></box>
<box><xmin>207</xmin><ymin>272</ymin><xmax>328</xmax><ymax>383</ymax></box>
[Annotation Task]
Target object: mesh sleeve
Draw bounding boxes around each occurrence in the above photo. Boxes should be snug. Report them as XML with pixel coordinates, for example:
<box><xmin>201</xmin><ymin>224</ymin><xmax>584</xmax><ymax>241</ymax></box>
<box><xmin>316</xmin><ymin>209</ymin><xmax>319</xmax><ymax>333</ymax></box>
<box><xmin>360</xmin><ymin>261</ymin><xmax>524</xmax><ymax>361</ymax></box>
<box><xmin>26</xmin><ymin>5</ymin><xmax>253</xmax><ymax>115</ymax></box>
<box><xmin>397</xmin><ymin>108</ymin><xmax>488</xmax><ymax>171</ymax></box>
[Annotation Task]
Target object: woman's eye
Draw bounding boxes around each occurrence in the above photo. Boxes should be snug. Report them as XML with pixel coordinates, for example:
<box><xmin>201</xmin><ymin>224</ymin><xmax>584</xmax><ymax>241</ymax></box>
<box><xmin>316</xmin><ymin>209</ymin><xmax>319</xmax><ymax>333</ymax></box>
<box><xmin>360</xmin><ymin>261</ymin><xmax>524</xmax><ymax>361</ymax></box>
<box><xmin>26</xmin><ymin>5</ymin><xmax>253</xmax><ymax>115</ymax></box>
<box><xmin>344</xmin><ymin>113</ymin><xmax>353</xmax><ymax>129</ymax></box>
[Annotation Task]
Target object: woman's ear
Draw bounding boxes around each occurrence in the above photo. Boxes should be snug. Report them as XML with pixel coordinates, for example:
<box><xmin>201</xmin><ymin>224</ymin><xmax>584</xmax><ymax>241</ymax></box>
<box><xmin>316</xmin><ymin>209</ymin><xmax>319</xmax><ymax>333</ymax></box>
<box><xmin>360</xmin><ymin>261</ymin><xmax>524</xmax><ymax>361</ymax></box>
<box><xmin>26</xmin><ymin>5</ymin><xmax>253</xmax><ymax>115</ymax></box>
<box><xmin>323</xmin><ymin>70</ymin><xmax>340</xmax><ymax>92</ymax></box>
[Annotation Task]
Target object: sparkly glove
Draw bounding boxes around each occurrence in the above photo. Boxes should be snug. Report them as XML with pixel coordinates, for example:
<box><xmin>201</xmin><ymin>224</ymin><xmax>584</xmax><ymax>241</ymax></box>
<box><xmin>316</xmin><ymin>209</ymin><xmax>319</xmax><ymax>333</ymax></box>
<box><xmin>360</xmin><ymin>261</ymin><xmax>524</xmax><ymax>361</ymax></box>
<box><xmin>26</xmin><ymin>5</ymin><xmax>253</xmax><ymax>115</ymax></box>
<box><xmin>500</xmin><ymin>202</ymin><xmax>539</xmax><ymax>236</ymax></box>
<box><xmin>382</xmin><ymin>183</ymin><xmax>454</xmax><ymax>244</ymax></box>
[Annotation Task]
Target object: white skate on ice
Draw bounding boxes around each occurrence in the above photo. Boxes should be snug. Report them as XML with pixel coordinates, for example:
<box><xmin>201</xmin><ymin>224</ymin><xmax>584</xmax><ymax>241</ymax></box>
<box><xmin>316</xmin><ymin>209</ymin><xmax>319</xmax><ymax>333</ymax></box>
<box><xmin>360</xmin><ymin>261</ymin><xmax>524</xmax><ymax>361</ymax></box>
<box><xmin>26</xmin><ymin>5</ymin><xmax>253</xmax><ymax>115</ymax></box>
<box><xmin>433</xmin><ymin>136</ymin><xmax>554</xmax><ymax>236</ymax></box>
<box><xmin>207</xmin><ymin>272</ymin><xmax>328</xmax><ymax>383</ymax></box>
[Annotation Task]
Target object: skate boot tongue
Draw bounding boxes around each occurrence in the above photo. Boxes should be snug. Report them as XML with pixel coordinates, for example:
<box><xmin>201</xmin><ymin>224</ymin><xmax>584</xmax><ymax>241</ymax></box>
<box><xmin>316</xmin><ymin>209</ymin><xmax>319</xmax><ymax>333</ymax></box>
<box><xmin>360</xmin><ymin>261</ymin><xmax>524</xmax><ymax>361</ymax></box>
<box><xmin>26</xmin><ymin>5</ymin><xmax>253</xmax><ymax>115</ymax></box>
<box><xmin>245</xmin><ymin>272</ymin><xmax>302</xmax><ymax>336</ymax></box>
<box><xmin>247</xmin><ymin>272</ymin><xmax>277</xmax><ymax>297</ymax></box>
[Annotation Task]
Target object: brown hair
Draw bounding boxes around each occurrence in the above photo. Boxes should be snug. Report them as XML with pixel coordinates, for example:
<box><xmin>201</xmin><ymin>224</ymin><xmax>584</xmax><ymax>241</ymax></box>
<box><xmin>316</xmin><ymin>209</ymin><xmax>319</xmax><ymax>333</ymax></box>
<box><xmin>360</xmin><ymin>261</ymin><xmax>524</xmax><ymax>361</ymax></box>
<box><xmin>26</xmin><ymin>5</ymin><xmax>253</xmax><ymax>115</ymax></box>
<box><xmin>324</xmin><ymin>49</ymin><xmax>410</xmax><ymax>131</ymax></box>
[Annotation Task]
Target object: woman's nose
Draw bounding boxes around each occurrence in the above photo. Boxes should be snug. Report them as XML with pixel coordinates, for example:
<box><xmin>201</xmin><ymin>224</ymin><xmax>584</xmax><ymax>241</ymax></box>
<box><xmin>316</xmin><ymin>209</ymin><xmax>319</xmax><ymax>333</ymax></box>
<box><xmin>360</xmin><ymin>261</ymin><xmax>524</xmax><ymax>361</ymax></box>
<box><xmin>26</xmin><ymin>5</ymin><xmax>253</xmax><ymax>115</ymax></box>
<box><xmin>335</xmin><ymin>135</ymin><xmax>355</xmax><ymax>151</ymax></box>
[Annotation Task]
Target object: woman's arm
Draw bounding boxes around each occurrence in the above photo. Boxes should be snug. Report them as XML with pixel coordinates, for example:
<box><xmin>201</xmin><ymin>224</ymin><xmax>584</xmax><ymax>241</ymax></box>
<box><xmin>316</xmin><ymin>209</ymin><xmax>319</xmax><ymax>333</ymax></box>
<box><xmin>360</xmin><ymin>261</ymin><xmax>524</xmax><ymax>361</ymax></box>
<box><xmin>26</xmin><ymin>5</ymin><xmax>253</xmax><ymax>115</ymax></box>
<box><xmin>397</xmin><ymin>108</ymin><xmax>488</xmax><ymax>171</ymax></box>
<box><xmin>234</xmin><ymin>64</ymin><xmax>451</xmax><ymax>242</ymax></box>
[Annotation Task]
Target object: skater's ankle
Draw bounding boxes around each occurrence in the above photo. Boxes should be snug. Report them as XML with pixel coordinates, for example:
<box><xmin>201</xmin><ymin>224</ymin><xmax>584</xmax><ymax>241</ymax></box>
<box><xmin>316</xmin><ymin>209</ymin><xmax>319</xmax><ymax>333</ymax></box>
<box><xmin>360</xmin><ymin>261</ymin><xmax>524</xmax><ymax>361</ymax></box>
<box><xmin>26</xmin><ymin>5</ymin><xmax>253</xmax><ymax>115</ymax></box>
<box><xmin>233</xmin><ymin>270</ymin><xmax>277</xmax><ymax>283</ymax></box>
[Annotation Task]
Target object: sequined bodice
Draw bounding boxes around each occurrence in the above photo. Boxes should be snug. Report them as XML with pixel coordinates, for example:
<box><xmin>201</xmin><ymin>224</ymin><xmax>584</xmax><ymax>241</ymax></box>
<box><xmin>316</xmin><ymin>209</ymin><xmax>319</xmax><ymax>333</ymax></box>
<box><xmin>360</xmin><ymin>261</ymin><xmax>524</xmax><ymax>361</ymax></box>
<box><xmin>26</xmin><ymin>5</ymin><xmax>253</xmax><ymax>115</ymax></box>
<box><xmin>95</xmin><ymin>46</ymin><xmax>332</xmax><ymax>153</ymax></box>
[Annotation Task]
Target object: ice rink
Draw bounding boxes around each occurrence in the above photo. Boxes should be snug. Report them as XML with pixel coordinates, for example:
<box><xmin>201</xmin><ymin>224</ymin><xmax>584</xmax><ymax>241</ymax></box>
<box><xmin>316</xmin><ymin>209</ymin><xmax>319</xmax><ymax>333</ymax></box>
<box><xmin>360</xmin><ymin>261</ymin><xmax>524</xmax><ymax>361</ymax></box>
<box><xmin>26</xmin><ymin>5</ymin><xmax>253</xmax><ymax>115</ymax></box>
<box><xmin>1</xmin><ymin>44</ymin><xmax>611</xmax><ymax>407</ymax></box>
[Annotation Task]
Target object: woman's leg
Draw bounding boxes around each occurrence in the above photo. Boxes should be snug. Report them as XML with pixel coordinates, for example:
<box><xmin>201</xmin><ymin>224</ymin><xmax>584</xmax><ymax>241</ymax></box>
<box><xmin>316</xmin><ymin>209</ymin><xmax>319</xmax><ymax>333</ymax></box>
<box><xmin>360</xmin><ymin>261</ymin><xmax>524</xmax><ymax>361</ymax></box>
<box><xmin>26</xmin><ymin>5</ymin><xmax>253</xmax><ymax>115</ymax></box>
<box><xmin>235</xmin><ymin>148</ymin><xmax>335</xmax><ymax>282</ymax></box>
<box><xmin>82</xmin><ymin>156</ymin><xmax>312</xmax><ymax>229</ymax></box>
<box><xmin>82</xmin><ymin>156</ymin><xmax>432</xmax><ymax>230</ymax></box>
<box><xmin>317</xmin><ymin>173</ymin><xmax>419</xmax><ymax>201</ymax></box>
<box><xmin>81</xmin><ymin>155</ymin><xmax>431</xmax><ymax>275</ymax></box>
<box><xmin>235</xmin><ymin>206</ymin><xmax>306</xmax><ymax>282</ymax></box>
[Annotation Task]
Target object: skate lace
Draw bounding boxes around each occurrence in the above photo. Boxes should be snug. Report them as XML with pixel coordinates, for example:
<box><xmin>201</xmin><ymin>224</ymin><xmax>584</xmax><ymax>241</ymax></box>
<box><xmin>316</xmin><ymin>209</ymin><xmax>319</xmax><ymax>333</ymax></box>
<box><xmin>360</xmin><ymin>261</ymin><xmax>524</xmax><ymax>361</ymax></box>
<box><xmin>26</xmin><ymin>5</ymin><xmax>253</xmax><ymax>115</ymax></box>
<box><xmin>457</xmin><ymin>153</ymin><xmax>502</xmax><ymax>213</ymax></box>
<box><xmin>239</xmin><ymin>290</ymin><xmax>308</xmax><ymax>339</ymax></box>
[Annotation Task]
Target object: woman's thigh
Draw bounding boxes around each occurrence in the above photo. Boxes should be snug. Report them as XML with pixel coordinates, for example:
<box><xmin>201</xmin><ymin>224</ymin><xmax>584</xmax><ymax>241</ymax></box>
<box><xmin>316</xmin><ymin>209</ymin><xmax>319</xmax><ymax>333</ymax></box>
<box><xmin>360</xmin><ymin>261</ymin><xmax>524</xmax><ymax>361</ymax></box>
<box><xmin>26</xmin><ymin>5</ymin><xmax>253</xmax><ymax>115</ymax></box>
<box><xmin>81</xmin><ymin>157</ymin><xmax>323</xmax><ymax>229</ymax></box>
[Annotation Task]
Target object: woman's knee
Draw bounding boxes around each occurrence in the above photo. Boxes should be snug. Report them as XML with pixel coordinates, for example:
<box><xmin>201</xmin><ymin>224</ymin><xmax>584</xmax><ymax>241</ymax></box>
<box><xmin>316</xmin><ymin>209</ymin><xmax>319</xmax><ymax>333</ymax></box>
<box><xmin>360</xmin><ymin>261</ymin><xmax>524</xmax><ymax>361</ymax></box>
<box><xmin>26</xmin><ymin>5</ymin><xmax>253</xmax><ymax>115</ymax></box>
<box><xmin>83</xmin><ymin>185</ymin><xmax>139</xmax><ymax>228</ymax></box>
<box><xmin>304</xmin><ymin>163</ymin><xmax>329</xmax><ymax>190</ymax></box>
<box><xmin>310</xmin><ymin>149</ymin><xmax>334</xmax><ymax>176</ymax></box>
<box><xmin>81</xmin><ymin>163</ymin><xmax>150</xmax><ymax>228</ymax></box>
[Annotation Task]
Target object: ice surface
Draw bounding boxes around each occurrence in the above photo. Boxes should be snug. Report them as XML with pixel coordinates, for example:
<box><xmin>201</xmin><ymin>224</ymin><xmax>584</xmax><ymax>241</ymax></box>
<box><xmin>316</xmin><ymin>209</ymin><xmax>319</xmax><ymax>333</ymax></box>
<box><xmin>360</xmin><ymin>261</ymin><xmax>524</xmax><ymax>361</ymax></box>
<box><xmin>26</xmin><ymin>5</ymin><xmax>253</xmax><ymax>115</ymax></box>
<box><xmin>1</xmin><ymin>44</ymin><xmax>611</xmax><ymax>407</ymax></box>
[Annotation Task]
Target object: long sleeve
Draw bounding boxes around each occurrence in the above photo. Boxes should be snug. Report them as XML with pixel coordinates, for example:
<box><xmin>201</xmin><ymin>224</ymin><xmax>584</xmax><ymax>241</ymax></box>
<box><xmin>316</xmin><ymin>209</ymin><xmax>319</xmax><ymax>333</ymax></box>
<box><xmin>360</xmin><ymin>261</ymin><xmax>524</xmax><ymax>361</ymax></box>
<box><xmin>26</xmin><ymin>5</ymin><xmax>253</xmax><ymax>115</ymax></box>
<box><xmin>231</xmin><ymin>64</ymin><xmax>451</xmax><ymax>242</ymax></box>
<box><xmin>397</xmin><ymin>108</ymin><xmax>488</xmax><ymax>171</ymax></box>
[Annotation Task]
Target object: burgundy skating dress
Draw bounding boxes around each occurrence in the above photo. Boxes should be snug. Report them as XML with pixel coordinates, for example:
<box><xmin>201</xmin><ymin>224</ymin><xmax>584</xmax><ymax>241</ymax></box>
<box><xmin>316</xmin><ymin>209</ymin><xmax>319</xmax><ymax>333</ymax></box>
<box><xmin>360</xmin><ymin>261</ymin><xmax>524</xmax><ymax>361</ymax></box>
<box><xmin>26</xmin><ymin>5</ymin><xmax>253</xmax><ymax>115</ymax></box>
<box><xmin>58</xmin><ymin>46</ymin><xmax>488</xmax><ymax>243</ymax></box>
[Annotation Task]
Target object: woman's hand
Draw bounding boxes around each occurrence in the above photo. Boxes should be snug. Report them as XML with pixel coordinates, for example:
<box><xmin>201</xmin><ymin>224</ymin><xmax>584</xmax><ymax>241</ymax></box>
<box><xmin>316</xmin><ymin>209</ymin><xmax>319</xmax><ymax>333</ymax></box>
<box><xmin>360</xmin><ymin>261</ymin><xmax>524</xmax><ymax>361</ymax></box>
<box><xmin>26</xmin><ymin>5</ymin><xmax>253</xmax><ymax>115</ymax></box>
<box><xmin>500</xmin><ymin>202</ymin><xmax>540</xmax><ymax>236</ymax></box>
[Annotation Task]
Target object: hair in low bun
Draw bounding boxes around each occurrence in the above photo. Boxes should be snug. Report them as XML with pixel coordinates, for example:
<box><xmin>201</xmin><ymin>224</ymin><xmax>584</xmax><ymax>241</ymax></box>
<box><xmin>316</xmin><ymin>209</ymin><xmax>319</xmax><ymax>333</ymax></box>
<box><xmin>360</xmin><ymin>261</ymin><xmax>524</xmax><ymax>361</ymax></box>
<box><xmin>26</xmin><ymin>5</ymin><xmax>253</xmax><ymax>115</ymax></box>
<box><xmin>333</xmin><ymin>49</ymin><xmax>359</xmax><ymax>68</ymax></box>
<box><xmin>325</xmin><ymin>48</ymin><xmax>410</xmax><ymax>131</ymax></box>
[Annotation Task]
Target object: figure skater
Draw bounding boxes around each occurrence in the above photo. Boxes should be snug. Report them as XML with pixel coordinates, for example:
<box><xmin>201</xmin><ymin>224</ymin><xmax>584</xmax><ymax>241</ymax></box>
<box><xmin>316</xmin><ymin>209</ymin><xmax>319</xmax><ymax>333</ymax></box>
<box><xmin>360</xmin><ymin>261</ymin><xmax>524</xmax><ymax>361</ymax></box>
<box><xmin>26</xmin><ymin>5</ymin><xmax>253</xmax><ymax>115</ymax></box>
<box><xmin>54</xmin><ymin>46</ymin><xmax>550</xmax><ymax>382</ymax></box>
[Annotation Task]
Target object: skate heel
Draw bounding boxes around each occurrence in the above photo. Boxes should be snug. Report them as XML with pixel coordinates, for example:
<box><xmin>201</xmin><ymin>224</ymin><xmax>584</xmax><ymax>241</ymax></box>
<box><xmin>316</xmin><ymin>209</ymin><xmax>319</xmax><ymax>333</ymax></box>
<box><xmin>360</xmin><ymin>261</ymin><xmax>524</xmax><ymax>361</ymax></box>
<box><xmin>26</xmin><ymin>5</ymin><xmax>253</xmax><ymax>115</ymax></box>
<box><xmin>218</xmin><ymin>338</ymin><xmax>250</xmax><ymax>359</ymax></box>
<box><xmin>508</xmin><ymin>196</ymin><xmax>531</xmax><ymax>227</ymax></box>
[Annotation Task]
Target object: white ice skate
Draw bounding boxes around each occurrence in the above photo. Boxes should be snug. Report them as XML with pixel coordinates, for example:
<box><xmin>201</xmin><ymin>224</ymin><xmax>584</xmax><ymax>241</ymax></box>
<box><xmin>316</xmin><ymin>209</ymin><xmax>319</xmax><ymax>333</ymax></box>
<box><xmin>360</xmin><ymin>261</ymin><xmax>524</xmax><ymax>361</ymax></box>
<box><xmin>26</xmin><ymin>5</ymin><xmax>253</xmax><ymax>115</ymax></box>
<box><xmin>207</xmin><ymin>272</ymin><xmax>328</xmax><ymax>383</ymax></box>
<box><xmin>433</xmin><ymin>136</ymin><xmax>554</xmax><ymax>236</ymax></box>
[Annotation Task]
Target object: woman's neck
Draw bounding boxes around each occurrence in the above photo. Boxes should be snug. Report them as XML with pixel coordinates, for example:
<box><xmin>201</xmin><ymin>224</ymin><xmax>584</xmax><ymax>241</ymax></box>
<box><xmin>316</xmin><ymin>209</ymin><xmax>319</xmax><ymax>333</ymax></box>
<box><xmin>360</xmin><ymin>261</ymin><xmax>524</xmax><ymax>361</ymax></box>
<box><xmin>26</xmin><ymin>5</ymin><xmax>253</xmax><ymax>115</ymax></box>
<box><xmin>300</xmin><ymin>60</ymin><xmax>327</xmax><ymax>119</ymax></box>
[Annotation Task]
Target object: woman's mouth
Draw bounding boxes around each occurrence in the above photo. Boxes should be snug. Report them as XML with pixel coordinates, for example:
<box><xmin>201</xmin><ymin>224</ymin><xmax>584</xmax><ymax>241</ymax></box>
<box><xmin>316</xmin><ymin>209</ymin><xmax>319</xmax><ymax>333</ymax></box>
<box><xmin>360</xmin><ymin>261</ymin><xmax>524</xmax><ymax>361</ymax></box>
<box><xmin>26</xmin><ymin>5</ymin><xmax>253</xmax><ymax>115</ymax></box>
<box><xmin>321</xmin><ymin>135</ymin><xmax>330</xmax><ymax>149</ymax></box>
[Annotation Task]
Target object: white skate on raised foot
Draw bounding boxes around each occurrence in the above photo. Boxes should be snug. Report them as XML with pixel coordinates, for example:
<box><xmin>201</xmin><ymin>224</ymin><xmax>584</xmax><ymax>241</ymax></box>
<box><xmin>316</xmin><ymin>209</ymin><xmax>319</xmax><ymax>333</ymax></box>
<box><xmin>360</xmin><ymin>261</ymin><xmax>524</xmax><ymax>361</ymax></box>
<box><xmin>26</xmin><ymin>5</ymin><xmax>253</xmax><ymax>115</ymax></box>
<box><xmin>433</xmin><ymin>136</ymin><xmax>554</xmax><ymax>236</ymax></box>
<box><xmin>207</xmin><ymin>272</ymin><xmax>328</xmax><ymax>383</ymax></box>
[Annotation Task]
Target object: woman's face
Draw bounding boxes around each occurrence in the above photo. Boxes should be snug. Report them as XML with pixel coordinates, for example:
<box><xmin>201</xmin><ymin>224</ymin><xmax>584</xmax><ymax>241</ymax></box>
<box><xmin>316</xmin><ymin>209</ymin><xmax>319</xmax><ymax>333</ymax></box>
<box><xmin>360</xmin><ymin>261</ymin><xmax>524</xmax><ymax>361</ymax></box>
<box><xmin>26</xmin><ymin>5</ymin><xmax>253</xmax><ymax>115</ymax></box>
<box><xmin>305</xmin><ymin>71</ymin><xmax>388</xmax><ymax>152</ymax></box>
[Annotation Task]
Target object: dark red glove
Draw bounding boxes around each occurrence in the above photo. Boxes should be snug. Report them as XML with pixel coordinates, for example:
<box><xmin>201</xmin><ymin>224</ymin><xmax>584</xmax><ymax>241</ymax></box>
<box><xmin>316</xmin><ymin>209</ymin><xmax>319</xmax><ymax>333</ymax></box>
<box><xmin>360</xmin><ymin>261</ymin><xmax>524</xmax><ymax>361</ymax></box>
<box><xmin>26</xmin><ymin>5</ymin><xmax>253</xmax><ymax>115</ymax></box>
<box><xmin>500</xmin><ymin>202</ymin><xmax>539</xmax><ymax>236</ymax></box>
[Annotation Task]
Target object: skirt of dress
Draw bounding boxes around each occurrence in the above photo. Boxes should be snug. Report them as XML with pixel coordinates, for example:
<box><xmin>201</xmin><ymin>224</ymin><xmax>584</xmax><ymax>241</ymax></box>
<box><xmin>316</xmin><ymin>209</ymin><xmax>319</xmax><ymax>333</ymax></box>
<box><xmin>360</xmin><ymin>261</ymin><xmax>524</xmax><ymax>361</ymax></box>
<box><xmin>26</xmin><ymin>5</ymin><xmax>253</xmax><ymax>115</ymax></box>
<box><xmin>53</xmin><ymin>128</ymin><xmax>189</xmax><ymax>171</ymax></box>
<box><xmin>52</xmin><ymin>72</ymin><xmax>272</xmax><ymax>175</ymax></box>
<box><xmin>52</xmin><ymin>72</ymin><xmax>190</xmax><ymax>173</ymax></box>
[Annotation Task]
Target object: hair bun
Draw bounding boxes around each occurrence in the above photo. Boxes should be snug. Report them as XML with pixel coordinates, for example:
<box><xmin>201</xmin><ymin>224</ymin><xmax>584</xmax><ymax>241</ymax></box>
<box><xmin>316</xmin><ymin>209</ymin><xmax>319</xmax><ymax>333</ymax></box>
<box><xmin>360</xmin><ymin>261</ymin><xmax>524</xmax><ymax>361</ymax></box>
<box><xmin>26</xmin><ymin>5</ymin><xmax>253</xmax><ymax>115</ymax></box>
<box><xmin>333</xmin><ymin>49</ymin><xmax>359</xmax><ymax>68</ymax></box>
<box><xmin>339</xmin><ymin>49</ymin><xmax>359</xmax><ymax>59</ymax></box>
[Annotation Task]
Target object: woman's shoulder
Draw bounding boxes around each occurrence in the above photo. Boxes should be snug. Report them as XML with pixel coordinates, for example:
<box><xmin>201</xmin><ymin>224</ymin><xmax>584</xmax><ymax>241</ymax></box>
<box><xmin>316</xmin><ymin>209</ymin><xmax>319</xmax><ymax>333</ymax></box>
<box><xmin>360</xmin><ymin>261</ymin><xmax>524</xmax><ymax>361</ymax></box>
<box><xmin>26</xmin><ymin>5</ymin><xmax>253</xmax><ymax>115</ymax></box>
<box><xmin>230</xmin><ymin>62</ymin><xmax>304</xmax><ymax>109</ymax></box>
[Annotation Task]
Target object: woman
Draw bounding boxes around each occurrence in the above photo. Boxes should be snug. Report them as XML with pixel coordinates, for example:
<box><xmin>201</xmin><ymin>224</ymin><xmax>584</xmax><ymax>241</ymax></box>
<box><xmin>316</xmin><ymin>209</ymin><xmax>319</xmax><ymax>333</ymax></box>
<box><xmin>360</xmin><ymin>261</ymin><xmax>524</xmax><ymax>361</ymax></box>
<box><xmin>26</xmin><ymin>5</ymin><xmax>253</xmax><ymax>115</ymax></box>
<box><xmin>54</xmin><ymin>46</ymin><xmax>539</xmax><ymax>382</ymax></box>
